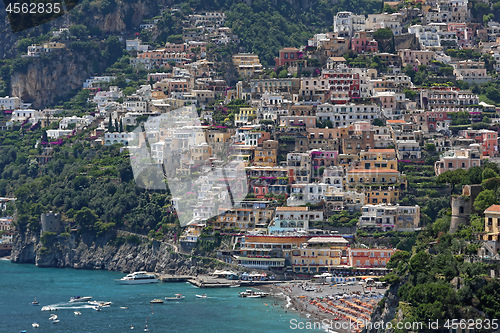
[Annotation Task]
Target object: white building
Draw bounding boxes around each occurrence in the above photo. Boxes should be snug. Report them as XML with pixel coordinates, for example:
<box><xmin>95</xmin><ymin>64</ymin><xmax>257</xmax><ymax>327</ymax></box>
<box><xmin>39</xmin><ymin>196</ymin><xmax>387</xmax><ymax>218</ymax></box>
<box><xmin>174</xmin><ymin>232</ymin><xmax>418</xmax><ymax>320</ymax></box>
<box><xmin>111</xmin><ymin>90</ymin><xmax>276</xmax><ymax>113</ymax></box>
<box><xmin>47</xmin><ymin>129</ymin><xmax>73</xmax><ymax>139</ymax></box>
<box><xmin>359</xmin><ymin>204</ymin><xmax>420</xmax><ymax>232</ymax></box>
<box><xmin>126</xmin><ymin>39</ymin><xmax>150</xmax><ymax>52</ymax></box>
<box><xmin>316</xmin><ymin>103</ymin><xmax>381</xmax><ymax>127</ymax></box>
<box><xmin>0</xmin><ymin>96</ymin><xmax>21</xmax><ymax>111</ymax></box>
<box><xmin>83</xmin><ymin>76</ymin><xmax>116</xmax><ymax>88</ymax></box>
<box><xmin>334</xmin><ymin>12</ymin><xmax>365</xmax><ymax>38</ymax></box>
<box><xmin>104</xmin><ymin>132</ymin><xmax>137</xmax><ymax>146</ymax></box>
<box><xmin>268</xmin><ymin>207</ymin><xmax>323</xmax><ymax>234</ymax></box>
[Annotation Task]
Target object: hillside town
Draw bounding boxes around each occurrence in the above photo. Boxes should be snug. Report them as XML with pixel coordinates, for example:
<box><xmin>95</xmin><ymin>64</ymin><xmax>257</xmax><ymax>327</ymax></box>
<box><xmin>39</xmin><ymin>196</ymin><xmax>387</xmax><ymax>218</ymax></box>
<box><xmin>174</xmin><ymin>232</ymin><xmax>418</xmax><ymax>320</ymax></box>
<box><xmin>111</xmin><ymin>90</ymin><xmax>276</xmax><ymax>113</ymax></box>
<box><xmin>2</xmin><ymin>0</ymin><xmax>500</xmax><ymax>280</ymax></box>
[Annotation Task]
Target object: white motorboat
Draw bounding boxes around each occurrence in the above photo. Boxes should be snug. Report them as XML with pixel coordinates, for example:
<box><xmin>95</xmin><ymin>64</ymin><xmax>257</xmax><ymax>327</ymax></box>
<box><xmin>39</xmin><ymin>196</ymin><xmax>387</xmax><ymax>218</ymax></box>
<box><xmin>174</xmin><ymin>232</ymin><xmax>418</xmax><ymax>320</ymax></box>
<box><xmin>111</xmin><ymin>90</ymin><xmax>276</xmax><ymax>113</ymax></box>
<box><xmin>164</xmin><ymin>294</ymin><xmax>185</xmax><ymax>301</ymax></box>
<box><xmin>74</xmin><ymin>311</ymin><xmax>82</xmax><ymax>315</ymax></box>
<box><xmin>31</xmin><ymin>298</ymin><xmax>40</xmax><ymax>306</ymax></box>
<box><xmin>32</xmin><ymin>322</ymin><xmax>39</xmax><ymax>328</ymax></box>
<box><xmin>116</xmin><ymin>272</ymin><xmax>158</xmax><ymax>285</ymax></box>
<box><xmin>41</xmin><ymin>306</ymin><xmax>56</xmax><ymax>311</ymax></box>
<box><xmin>49</xmin><ymin>314</ymin><xmax>58</xmax><ymax>321</ymax></box>
<box><xmin>89</xmin><ymin>301</ymin><xmax>112</xmax><ymax>307</ymax></box>
<box><xmin>69</xmin><ymin>296</ymin><xmax>92</xmax><ymax>303</ymax></box>
<box><xmin>239</xmin><ymin>290</ymin><xmax>268</xmax><ymax>298</ymax></box>
<box><xmin>52</xmin><ymin>320</ymin><xmax>60</xmax><ymax>324</ymax></box>
<box><xmin>195</xmin><ymin>294</ymin><xmax>207</xmax><ymax>298</ymax></box>
<box><xmin>150</xmin><ymin>298</ymin><xmax>164</xmax><ymax>304</ymax></box>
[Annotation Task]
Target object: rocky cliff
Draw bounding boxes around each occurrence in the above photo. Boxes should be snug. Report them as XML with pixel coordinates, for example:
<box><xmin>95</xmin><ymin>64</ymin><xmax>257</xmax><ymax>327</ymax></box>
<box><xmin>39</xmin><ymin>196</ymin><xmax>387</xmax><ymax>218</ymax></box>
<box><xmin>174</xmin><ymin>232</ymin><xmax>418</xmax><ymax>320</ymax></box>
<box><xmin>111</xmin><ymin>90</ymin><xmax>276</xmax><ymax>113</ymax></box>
<box><xmin>364</xmin><ymin>281</ymin><xmax>402</xmax><ymax>333</ymax></box>
<box><xmin>11</xmin><ymin>231</ymin><xmax>210</xmax><ymax>275</ymax></box>
<box><xmin>10</xmin><ymin>51</ymin><xmax>97</xmax><ymax>108</ymax></box>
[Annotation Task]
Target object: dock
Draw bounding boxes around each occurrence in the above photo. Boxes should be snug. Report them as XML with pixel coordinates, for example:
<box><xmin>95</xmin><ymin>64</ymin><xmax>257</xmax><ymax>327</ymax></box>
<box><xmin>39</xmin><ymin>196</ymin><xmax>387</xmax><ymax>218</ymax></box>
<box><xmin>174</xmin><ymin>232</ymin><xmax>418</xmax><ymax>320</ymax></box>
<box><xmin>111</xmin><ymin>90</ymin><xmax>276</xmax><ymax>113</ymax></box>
<box><xmin>158</xmin><ymin>275</ymin><xmax>194</xmax><ymax>282</ymax></box>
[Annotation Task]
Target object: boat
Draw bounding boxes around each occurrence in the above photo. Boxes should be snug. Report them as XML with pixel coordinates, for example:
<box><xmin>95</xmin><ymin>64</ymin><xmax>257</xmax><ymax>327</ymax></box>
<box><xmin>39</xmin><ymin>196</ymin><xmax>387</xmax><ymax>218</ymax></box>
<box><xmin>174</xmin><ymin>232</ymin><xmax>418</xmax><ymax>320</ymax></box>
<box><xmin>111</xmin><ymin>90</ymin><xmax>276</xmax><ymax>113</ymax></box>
<box><xmin>150</xmin><ymin>298</ymin><xmax>164</xmax><ymax>304</ymax></box>
<box><xmin>239</xmin><ymin>290</ymin><xmax>268</xmax><ymax>298</ymax></box>
<box><xmin>52</xmin><ymin>320</ymin><xmax>60</xmax><ymax>324</ymax></box>
<box><xmin>164</xmin><ymin>294</ymin><xmax>185</xmax><ymax>301</ymax></box>
<box><xmin>41</xmin><ymin>306</ymin><xmax>56</xmax><ymax>311</ymax></box>
<box><xmin>31</xmin><ymin>298</ymin><xmax>40</xmax><ymax>306</ymax></box>
<box><xmin>74</xmin><ymin>311</ymin><xmax>82</xmax><ymax>315</ymax></box>
<box><xmin>32</xmin><ymin>322</ymin><xmax>39</xmax><ymax>328</ymax></box>
<box><xmin>229</xmin><ymin>284</ymin><xmax>241</xmax><ymax>288</ymax></box>
<box><xmin>69</xmin><ymin>296</ymin><xmax>92</xmax><ymax>303</ymax></box>
<box><xmin>89</xmin><ymin>301</ymin><xmax>112</xmax><ymax>307</ymax></box>
<box><xmin>92</xmin><ymin>305</ymin><xmax>101</xmax><ymax>311</ymax></box>
<box><xmin>116</xmin><ymin>271</ymin><xmax>158</xmax><ymax>285</ymax></box>
<box><xmin>49</xmin><ymin>314</ymin><xmax>57</xmax><ymax>321</ymax></box>
<box><xmin>195</xmin><ymin>294</ymin><xmax>207</xmax><ymax>298</ymax></box>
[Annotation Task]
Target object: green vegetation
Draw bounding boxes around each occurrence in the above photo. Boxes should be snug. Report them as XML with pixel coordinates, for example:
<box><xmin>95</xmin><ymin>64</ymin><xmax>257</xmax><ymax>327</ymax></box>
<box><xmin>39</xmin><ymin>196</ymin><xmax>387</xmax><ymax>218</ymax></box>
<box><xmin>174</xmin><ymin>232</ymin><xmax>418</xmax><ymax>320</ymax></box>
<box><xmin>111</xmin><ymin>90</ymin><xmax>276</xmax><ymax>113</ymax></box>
<box><xmin>3</xmin><ymin>127</ymin><xmax>180</xmax><ymax>238</ymax></box>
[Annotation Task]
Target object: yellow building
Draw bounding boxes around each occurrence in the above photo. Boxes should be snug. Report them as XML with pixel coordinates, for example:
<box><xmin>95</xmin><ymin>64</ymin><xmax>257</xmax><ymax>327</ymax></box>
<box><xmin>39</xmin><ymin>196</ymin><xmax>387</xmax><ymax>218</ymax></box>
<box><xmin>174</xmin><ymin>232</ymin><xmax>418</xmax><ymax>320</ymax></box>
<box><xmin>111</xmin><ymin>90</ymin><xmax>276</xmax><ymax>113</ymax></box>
<box><xmin>235</xmin><ymin>107</ymin><xmax>257</xmax><ymax>126</ymax></box>
<box><xmin>254</xmin><ymin>140</ymin><xmax>278</xmax><ymax>167</ymax></box>
<box><xmin>291</xmin><ymin>237</ymin><xmax>350</xmax><ymax>273</ymax></box>
<box><xmin>347</xmin><ymin>168</ymin><xmax>406</xmax><ymax>204</ymax></box>
<box><xmin>484</xmin><ymin>205</ymin><xmax>500</xmax><ymax>241</ymax></box>
<box><xmin>356</xmin><ymin>148</ymin><xmax>398</xmax><ymax>170</ymax></box>
<box><xmin>232</xmin><ymin>53</ymin><xmax>263</xmax><ymax>77</ymax></box>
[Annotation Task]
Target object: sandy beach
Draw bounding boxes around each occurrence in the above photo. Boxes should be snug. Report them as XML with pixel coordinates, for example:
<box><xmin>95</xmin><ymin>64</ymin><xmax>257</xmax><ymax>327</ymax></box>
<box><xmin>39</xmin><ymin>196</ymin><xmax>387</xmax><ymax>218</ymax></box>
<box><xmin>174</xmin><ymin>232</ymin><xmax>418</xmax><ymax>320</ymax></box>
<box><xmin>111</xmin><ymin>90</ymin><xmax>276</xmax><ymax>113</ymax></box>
<box><xmin>260</xmin><ymin>281</ymin><xmax>387</xmax><ymax>333</ymax></box>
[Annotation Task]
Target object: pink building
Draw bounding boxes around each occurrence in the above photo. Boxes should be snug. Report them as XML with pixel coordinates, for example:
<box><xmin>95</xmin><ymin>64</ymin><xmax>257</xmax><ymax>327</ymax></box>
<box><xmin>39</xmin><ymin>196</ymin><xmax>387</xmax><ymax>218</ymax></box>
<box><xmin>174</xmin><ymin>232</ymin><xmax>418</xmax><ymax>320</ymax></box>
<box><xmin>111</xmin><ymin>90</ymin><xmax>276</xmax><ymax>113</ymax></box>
<box><xmin>351</xmin><ymin>31</ymin><xmax>378</xmax><ymax>53</ymax></box>
<box><xmin>462</xmin><ymin>129</ymin><xmax>498</xmax><ymax>157</ymax></box>
<box><xmin>275</xmin><ymin>47</ymin><xmax>302</xmax><ymax>67</ymax></box>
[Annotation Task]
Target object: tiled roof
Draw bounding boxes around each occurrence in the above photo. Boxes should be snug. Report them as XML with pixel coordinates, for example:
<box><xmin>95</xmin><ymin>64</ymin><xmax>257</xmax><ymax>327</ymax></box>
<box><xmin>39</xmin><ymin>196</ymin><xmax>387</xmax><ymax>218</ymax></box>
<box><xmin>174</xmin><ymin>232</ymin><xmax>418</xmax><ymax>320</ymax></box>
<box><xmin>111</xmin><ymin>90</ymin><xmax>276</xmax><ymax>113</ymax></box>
<box><xmin>485</xmin><ymin>205</ymin><xmax>500</xmax><ymax>213</ymax></box>
<box><xmin>276</xmin><ymin>207</ymin><xmax>309</xmax><ymax>211</ymax></box>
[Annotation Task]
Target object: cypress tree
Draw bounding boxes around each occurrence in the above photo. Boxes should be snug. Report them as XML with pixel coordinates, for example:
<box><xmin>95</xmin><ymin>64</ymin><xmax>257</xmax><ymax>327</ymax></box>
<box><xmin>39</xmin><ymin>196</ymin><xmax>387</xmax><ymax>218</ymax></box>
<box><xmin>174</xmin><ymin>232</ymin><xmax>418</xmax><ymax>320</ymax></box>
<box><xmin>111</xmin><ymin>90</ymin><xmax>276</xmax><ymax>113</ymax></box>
<box><xmin>108</xmin><ymin>114</ymin><xmax>114</xmax><ymax>132</ymax></box>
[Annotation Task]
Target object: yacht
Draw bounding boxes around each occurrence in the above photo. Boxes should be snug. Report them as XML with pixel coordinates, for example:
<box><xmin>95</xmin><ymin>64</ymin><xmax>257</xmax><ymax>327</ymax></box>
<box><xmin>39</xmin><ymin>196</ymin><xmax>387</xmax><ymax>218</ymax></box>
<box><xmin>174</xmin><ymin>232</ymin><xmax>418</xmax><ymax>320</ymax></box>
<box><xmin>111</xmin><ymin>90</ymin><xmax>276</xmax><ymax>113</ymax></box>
<box><xmin>239</xmin><ymin>290</ymin><xmax>268</xmax><ymax>298</ymax></box>
<box><xmin>116</xmin><ymin>272</ymin><xmax>159</xmax><ymax>285</ymax></box>
<box><xmin>164</xmin><ymin>294</ymin><xmax>185</xmax><ymax>301</ymax></box>
<box><xmin>69</xmin><ymin>296</ymin><xmax>92</xmax><ymax>303</ymax></box>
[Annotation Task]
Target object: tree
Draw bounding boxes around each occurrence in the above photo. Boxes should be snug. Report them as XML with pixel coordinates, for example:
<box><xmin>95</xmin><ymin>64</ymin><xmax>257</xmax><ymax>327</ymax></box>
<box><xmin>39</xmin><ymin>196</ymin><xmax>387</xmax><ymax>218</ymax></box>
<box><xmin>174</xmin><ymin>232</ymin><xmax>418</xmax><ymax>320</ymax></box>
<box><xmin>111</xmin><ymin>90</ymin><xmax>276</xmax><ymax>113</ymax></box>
<box><xmin>373</xmin><ymin>118</ymin><xmax>385</xmax><ymax>126</ymax></box>
<box><xmin>119</xmin><ymin>119</ymin><xmax>123</xmax><ymax>133</ymax></box>
<box><xmin>436</xmin><ymin>169</ymin><xmax>467</xmax><ymax>194</ymax></box>
<box><xmin>473</xmin><ymin>189</ymin><xmax>497</xmax><ymax>212</ymax></box>
<box><xmin>107</xmin><ymin>114</ymin><xmax>114</xmax><ymax>133</ymax></box>
<box><xmin>373</xmin><ymin>28</ymin><xmax>393</xmax><ymax>40</ymax></box>
<box><xmin>482</xmin><ymin>168</ymin><xmax>498</xmax><ymax>181</ymax></box>
<box><xmin>74</xmin><ymin>207</ymin><xmax>98</xmax><ymax>231</ymax></box>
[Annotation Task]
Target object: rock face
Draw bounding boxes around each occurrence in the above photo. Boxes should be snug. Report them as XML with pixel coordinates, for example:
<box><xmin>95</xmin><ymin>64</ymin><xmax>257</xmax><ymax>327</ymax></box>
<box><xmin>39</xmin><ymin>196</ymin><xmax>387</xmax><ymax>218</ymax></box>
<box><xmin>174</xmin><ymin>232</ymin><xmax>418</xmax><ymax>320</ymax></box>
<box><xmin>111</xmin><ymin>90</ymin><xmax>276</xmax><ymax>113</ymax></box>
<box><xmin>11</xmin><ymin>231</ymin><xmax>205</xmax><ymax>275</ymax></box>
<box><xmin>365</xmin><ymin>282</ymin><xmax>401</xmax><ymax>333</ymax></box>
<box><xmin>10</xmin><ymin>52</ymin><xmax>96</xmax><ymax>108</ymax></box>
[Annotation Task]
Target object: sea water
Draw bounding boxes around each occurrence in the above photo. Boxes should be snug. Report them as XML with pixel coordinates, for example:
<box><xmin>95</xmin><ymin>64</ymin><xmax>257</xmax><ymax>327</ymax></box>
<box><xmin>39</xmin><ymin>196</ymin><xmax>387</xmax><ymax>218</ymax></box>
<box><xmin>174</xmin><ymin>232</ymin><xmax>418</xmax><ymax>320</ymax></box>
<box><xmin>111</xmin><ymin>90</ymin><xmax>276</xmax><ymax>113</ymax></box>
<box><xmin>0</xmin><ymin>260</ymin><xmax>313</xmax><ymax>333</ymax></box>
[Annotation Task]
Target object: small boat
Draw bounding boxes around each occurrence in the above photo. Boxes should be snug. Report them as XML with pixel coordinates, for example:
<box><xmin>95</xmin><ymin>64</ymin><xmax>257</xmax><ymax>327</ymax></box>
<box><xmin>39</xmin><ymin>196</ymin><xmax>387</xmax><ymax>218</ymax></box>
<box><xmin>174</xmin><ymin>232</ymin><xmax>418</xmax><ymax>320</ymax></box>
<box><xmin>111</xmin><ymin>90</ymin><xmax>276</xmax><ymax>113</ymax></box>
<box><xmin>69</xmin><ymin>296</ymin><xmax>92</xmax><ymax>303</ymax></box>
<box><xmin>89</xmin><ymin>301</ymin><xmax>112</xmax><ymax>307</ymax></box>
<box><xmin>229</xmin><ymin>284</ymin><xmax>241</xmax><ymax>288</ymax></box>
<box><xmin>116</xmin><ymin>271</ymin><xmax>158</xmax><ymax>285</ymax></box>
<box><xmin>150</xmin><ymin>298</ymin><xmax>164</xmax><ymax>304</ymax></box>
<box><xmin>74</xmin><ymin>311</ymin><xmax>82</xmax><ymax>315</ymax></box>
<box><xmin>239</xmin><ymin>290</ymin><xmax>268</xmax><ymax>298</ymax></box>
<box><xmin>195</xmin><ymin>294</ymin><xmax>207</xmax><ymax>298</ymax></box>
<box><xmin>52</xmin><ymin>320</ymin><xmax>60</xmax><ymax>324</ymax></box>
<box><xmin>164</xmin><ymin>294</ymin><xmax>185</xmax><ymax>301</ymax></box>
<box><xmin>32</xmin><ymin>322</ymin><xmax>39</xmax><ymax>328</ymax></box>
<box><xmin>42</xmin><ymin>306</ymin><xmax>57</xmax><ymax>311</ymax></box>
<box><xmin>120</xmin><ymin>306</ymin><xmax>129</xmax><ymax>310</ymax></box>
<box><xmin>49</xmin><ymin>314</ymin><xmax>58</xmax><ymax>321</ymax></box>
<box><xmin>31</xmin><ymin>298</ymin><xmax>40</xmax><ymax>306</ymax></box>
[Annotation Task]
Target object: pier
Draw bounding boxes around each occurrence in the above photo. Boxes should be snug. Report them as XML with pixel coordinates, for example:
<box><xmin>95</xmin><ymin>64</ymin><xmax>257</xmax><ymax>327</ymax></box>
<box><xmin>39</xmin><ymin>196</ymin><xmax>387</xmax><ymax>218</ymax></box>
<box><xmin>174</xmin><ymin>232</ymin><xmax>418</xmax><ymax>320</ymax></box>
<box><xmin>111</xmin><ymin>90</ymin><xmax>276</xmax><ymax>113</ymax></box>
<box><xmin>158</xmin><ymin>274</ymin><xmax>194</xmax><ymax>282</ymax></box>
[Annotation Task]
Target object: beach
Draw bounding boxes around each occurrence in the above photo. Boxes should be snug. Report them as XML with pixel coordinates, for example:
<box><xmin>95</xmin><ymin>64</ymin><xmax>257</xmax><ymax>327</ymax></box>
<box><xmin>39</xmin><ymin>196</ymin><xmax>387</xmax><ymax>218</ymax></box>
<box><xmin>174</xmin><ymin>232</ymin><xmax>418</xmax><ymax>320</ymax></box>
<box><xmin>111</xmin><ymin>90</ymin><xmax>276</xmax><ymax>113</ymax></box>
<box><xmin>262</xmin><ymin>281</ymin><xmax>387</xmax><ymax>333</ymax></box>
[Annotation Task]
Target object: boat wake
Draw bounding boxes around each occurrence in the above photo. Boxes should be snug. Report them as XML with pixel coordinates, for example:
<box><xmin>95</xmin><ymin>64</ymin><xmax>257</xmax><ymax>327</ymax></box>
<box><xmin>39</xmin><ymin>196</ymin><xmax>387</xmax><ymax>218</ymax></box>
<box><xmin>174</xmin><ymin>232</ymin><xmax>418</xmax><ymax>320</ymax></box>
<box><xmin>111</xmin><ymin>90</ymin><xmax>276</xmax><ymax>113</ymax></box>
<box><xmin>285</xmin><ymin>296</ymin><xmax>292</xmax><ymax>309</ymax></box>
<box><xmin>42</xmin><ymin>303</ymin><xmax>95</xmax><ymax>311</ymax></box>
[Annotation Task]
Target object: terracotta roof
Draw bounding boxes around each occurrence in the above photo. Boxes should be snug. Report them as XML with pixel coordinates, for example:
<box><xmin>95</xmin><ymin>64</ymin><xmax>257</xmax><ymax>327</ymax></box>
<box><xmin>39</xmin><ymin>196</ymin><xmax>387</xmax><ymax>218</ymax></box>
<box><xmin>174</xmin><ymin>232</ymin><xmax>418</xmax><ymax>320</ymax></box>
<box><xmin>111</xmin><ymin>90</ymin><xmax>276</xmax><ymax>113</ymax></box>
<box><xmin>368</xmin><ymin>149</ymin><xmax>396</xmax><ymax>153</ymax></box>
<box><xmin>276</xmin><ymin>207</ymin><xmax>309</xmax><ymax>211</ymax></box>
<box><xmin>485</xmin><ymin>205</ymin><xmax>500</xmax><ymax>213</ymax></box>
<box><xmin>347</xmin><ymin>168</ymin><xmax>400</xmax><ymax>173</ymax></box>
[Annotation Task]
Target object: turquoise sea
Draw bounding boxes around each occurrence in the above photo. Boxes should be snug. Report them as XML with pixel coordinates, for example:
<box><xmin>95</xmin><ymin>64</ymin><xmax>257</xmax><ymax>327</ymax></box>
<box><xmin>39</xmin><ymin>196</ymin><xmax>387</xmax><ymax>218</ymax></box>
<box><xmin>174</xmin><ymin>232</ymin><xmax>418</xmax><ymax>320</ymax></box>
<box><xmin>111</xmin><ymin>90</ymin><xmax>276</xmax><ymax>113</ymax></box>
<box><xmin>0</xmin><ymin>260</ymin><xmax>312</xmax><ymax>333</ymax></box>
